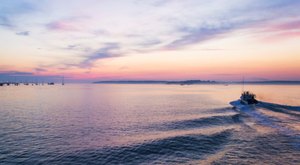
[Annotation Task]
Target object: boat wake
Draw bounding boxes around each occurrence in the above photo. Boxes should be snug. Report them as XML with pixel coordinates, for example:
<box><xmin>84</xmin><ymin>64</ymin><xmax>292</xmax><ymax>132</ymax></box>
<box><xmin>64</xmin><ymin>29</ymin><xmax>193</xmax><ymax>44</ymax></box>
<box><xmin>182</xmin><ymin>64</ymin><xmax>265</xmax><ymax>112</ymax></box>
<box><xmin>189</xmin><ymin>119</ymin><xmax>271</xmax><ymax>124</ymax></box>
<box><xmin>1</xmin><ymin>102</ymin><xmax>299</xmax><ymax>164</ymax></box>
<box><xmin>230</xmin><ymin>100</ymin><xmax>300</xmax><ymax>134</ymax></box>
<box><xmin>44</xmin><ymin>130</ymin><xmax>232</xmax><ymax>164</ymax></box>
<box><xmin>38</xmin><ymin>103</ymin><xmax>300</xmax><ymax>164</ymax></box>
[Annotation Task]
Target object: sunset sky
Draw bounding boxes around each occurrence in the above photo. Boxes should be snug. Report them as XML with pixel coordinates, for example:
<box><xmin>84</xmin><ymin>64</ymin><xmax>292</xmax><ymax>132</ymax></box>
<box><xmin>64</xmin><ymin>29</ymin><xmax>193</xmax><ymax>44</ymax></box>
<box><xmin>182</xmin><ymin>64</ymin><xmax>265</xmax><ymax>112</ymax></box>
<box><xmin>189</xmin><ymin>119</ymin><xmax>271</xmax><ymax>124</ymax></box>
<box><xmin>0</xmin><ymin>0</ymin><xmax>300</xmax><ymax>82</ymax></box>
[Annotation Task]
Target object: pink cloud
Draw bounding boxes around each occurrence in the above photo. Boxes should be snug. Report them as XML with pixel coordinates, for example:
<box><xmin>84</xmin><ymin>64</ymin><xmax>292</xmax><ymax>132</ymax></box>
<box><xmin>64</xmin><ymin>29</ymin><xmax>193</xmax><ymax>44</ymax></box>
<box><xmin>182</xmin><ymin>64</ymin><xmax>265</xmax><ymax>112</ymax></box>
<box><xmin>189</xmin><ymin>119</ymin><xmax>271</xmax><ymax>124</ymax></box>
<box><xmin>262</xmin><ymin>30</ymin><xmax>300</xmax><ymax>42</ymax></box>
<box><xmin>47</xmin><ymin>21</ymin><xmax>79</xmax><ymax>31</ymax></box>
<box><xmin>273</xmin><ymin>20</ymin><xmax>300</xmax><ymax>31</ymax></box>
<box><xmin>46</xmin><ymin>17</ymin><xmax>89</xmax><ymax>31</ymax></box>
<box><xmin>258</xmin><ymin>20</ymin><xmax>300</xmax><ymax>42</ymax></box>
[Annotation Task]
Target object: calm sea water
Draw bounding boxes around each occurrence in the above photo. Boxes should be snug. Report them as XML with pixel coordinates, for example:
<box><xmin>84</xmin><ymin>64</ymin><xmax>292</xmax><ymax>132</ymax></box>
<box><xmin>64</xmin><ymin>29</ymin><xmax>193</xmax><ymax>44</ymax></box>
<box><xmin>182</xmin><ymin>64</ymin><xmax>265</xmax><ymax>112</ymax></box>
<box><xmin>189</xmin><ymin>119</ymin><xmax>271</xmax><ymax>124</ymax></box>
<box><xmin>0</xmin><ymin>84</ymin><xmax>299</xmax><ymax>164</ymax></box>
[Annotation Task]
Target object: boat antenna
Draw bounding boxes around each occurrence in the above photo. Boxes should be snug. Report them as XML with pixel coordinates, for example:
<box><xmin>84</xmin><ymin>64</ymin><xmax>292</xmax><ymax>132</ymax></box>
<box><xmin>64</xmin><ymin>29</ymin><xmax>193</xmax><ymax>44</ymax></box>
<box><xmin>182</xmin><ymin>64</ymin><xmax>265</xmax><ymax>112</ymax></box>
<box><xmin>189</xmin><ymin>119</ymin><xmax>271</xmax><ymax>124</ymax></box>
<box><xmin>62</xmin><ymin>76</ymin><xmax>65</xmax><ymax>85</ymax></box>
<box><xmin>242</xmin><ymin>75</ymin><xmax>245</xmax><ymax>93</ymax></box>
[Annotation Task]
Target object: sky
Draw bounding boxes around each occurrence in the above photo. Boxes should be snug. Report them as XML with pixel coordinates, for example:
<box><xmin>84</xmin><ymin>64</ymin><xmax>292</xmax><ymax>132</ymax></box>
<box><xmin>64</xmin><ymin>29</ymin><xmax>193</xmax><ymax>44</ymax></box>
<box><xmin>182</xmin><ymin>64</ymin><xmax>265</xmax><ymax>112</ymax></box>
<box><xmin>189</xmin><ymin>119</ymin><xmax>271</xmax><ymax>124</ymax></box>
<box><xmin>0</xmin><ymin>0</ymin><xmax>300</xmax><ymax>82</ymax></box>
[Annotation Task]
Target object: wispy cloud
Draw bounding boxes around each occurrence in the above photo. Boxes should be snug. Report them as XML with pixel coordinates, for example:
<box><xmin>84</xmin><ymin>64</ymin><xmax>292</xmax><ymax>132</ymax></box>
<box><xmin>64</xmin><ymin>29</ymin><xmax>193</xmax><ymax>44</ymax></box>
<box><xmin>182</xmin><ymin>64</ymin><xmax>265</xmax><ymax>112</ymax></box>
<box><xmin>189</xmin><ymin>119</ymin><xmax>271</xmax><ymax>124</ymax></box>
<box><xmin>47</xmin><ymin>20</ymin><xmax>79</xmax><ymax>31</ymax></box>
<box><xmin>256</xmin><ymin>19</ymin><xmax>300</xmax><ymax>42</ymax></box>
<box><xmin>139</xmin><ymin>39</ymin><xmax>162</xmax><ymax>47</ymax></box>
<box><xmin>16</xmin><ymin>31</ymin><xmax>30</xmax><ymax>36</ymax></box>
<box><xmin>1</xmin><ymin>0</ymin><xmax>300</xmax><ymax>81</ymax></box>
<box><xmin>79</xmin><ymin>43</ymin><xmax>120</xmax><ymax>68</ymax></box>
<box><xmin>0</xmin><ymin>16</ymin><xmax>13</xmax><ymax>28</ymax></box>
<box><xmin>0</xmin><ymin>0</ymin><xmax>35</xmax><ymax>28</ymax></box>
<box><xmin>163</xmin><ymin>0</ymin><xmax>300</xmax><ymax>49</ymax></box>
<box><xmin>46</xmin><ymin>16</ymin><xmax>89</xmax><ymax>31</ymax></box>
<box><xmin>66</xmin><ymin>44</ymin><xmax>79</xmax><ymax>50</ymax></box>
<box><xmin>165</xmin><ymin>24</ymin><xmax>236</xmax><ymax>49</ymax></box>
<box><xmin>262</xmin><ymin>31</ymin><xmax>300</xmax><ymax>42</ymax></box>
<box><xmin>34</xmin><ymin>68</ymin><xmax>47</xmax><ymax>72</ymax></box>
<box><xmin>0</xmin><ymin>71</ymin><xmax>33</xmax><ymax>76</ymax></box>
<box><xmin>64</xmin><ymin>44</ymin><xmax>91</xmax><ymax>53</ymax></box>
<box><xmin>119</xmin><ymin>66</ymin><xmax>129</xmax><ymax>70</ymax></box>
<box><xmin>249</xmin><ymin>77</ymin><xmax>270</xmax><ymax>81</ymax></box>
<box><xmin>272</xmin><ymin>20</ymin><xmax>300</xmax><ymax>31</ymax></box>
<box><xmin>0</xmin><ymin>70</ymin><xmax>62</xmax><ymax>82</ymax></box>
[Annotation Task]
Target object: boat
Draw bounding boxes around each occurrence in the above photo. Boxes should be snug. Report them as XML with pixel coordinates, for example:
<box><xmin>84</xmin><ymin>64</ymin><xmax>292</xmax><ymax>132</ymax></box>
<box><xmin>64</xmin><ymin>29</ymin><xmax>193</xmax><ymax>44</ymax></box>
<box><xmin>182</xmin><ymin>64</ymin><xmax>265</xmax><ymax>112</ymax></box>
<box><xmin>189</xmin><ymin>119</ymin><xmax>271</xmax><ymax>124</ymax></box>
<box><xmin>230</xmin><ymin>77</ymin><xmax>258</xmax><ymax>108</ymax></box>
<box><xmin>48</xmin><ymin>82</ymin><xmax>55</xmax><ymax>85</ymax></box>
<box><xmin>229</xmin><ymin>91</ymin><xmax>258</xmax><ymax>111</ymax></box>
<box><xmin>240</xmin><ymin>91</ymin><xmax>258</xmax><ymax>105</ymax></box>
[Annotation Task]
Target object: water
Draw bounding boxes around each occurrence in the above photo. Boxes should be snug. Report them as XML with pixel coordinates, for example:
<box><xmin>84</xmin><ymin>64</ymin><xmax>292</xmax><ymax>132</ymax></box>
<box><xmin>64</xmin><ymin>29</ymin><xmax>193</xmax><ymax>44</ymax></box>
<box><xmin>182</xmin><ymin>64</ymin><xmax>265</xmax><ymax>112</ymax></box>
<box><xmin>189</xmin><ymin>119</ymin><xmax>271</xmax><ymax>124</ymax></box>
<box><xmin>0</xmin><ymin>84</ymin><xmax>299</xmax><ymax>164</ymax></box>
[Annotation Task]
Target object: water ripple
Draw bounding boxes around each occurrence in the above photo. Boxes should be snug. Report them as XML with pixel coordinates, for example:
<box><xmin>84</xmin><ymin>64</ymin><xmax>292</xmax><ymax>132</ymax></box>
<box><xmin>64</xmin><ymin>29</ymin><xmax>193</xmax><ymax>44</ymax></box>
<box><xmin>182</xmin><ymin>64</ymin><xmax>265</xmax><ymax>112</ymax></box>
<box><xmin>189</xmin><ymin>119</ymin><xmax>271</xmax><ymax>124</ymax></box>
<box><xmin>45</xmin><ymin>130</ymin><xmax>232</xmax><ymax>165</ymax></box>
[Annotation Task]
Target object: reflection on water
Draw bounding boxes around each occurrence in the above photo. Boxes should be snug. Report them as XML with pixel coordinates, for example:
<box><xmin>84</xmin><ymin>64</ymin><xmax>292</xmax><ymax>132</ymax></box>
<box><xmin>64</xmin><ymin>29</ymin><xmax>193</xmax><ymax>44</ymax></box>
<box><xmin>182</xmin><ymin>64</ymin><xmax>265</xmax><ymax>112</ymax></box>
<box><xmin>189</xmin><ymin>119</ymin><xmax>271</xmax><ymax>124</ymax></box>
<box><xmin>0</xmin><ymin>84</ymin><xmax>299</xmax><ymax>164</ymax></box>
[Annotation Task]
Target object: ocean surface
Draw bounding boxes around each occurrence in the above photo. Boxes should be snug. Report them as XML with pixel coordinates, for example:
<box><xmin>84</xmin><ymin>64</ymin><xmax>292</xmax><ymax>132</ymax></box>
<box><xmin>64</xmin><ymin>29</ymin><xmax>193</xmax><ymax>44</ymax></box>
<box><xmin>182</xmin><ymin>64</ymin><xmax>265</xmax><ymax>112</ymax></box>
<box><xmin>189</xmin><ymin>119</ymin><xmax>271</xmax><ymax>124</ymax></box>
<box><xmin>0</xmin><ymin>84</ymin><xmax>300</xmax><ymax>164</ymax></box>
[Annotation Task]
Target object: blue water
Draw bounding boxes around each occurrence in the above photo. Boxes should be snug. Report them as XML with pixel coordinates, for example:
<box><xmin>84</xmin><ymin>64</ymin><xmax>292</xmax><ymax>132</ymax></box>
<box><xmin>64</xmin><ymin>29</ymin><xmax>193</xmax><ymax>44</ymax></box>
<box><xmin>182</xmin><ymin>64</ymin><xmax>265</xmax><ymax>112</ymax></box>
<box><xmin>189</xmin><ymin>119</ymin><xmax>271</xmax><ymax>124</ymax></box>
<box><xmin>0</xmin><ymin>84</ymin><xmax>299</xmax><ymax>164</ymax></box>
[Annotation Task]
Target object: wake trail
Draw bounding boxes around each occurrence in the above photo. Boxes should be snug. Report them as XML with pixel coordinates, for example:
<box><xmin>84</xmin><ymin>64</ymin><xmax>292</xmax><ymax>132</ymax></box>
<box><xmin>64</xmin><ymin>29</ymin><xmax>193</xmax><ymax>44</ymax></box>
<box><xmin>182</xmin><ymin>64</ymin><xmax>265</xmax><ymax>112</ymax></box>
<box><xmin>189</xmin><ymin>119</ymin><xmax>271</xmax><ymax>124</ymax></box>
<box><xmin>231</xmin><ymin>100</ymin><xmax>300</xmax><ymax>136</ymax></box>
